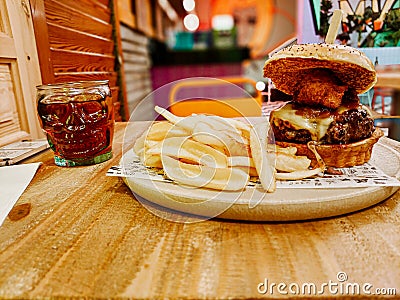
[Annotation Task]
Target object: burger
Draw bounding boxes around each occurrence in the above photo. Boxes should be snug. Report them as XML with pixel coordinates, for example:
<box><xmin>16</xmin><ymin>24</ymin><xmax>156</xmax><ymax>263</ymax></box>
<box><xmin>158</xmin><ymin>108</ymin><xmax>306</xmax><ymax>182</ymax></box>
<box><xmin>263</xmin><ymin>43</ymin><xmax>384</xmax><ymax>168</ymax></box>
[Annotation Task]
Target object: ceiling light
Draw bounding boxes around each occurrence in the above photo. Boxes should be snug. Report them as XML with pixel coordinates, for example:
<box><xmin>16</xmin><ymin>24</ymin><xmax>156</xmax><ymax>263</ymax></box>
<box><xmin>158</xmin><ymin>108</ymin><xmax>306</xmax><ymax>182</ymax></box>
<box><xmin>212</xmin><ymin>14</ymin><xmax>234</xmax><ymax>31</ymax></box>
<box><xmin>256</xmin><ymin>81</ymin><xmax>266</xmax><ymax>91</ymax></box>
<box><xmin>183</xmin><ymin>0</ymin><xmax>195</xmax><ymax>12</ymax></box>
<box><xmin>183</xmin><ymin>14</ymin><xmax>199</xmax><ymax>31</ymax></box>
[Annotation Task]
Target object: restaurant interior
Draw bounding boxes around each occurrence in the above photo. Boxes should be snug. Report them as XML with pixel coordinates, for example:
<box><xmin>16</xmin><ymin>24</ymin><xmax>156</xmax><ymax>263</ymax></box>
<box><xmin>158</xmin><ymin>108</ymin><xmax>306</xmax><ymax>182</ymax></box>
<box><xmin>1</xmin><ymin>0</ymin><xmax>400</xmax><ymax>298</ymax></box>
<box><xmin>1</xmin><ymin>0</ymin><xmax>400</xmax><ymax>147</ymax></box>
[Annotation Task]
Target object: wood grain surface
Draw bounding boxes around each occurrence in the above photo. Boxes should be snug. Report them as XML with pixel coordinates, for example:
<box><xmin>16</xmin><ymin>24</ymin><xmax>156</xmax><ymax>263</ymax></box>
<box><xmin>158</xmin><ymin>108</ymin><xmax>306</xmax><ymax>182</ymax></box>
<box><xmin>0</xmin><ymin>122</ymin><xmax>399</xmax><ymax>299</ymax></box>
<box><xmin>31</xmin><ymin>0</ymin><xmax>128</xmax><ymax>121</ymax></box>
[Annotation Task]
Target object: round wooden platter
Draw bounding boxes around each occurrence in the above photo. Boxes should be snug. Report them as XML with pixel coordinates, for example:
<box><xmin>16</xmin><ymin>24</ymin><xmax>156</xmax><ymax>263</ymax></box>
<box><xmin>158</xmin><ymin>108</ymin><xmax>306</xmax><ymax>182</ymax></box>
<box><xmin>122</xmin><ymin>142</ymin><xmax>400</xmax><ymax>221</ymax></box>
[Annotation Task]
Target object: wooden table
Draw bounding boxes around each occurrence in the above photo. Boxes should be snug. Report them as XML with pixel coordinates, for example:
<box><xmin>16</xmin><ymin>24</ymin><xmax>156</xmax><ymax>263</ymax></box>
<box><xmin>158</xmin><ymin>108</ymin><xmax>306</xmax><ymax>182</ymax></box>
<box><xmin>1</xmin><ymin>122</ymin><xmax>400</xmax><ymax>299</ymax></box>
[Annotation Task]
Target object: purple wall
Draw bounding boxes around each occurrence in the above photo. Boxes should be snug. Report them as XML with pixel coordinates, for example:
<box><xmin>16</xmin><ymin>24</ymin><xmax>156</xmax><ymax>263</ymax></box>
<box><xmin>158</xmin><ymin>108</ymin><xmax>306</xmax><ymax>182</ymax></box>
<box><xmin>151</xmin><ymin>63</ymin><xmax>243</xmax><ymax>108</ymax></box>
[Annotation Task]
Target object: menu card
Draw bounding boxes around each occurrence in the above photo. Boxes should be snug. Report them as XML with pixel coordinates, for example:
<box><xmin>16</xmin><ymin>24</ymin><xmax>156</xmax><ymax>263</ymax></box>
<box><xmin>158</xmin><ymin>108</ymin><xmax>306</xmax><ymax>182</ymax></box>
<box><xmin>0</xmin><ymin>140</ymin><xmax>49</xmax><ymax>166</ymax></box>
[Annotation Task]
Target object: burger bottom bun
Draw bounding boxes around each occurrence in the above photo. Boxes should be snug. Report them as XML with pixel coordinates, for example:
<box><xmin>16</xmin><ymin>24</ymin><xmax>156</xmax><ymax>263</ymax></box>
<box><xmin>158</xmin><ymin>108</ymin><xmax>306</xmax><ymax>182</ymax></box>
<box><xmin>276</xmin><ymin>128</ymin><xmax>384</xmax><ymax>168</ymax></box>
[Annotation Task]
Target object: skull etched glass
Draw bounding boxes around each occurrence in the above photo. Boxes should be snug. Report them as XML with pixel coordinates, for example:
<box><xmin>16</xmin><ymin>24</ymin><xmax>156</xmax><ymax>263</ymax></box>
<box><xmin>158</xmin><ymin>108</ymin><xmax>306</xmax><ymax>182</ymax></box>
<box><xmin>37</xmin><ymin>80</ymin><xmax>114</xmax><ymax>166</ymax></box>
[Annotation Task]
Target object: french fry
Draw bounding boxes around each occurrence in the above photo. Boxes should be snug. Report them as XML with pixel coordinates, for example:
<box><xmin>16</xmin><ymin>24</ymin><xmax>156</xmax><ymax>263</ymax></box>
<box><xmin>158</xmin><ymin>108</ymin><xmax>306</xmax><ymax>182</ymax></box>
<box><xmin>275</xmin><ymin>168</ymin><xmax>321</xmax><ymax>180</ymax></box>
<box><xmin>192</xmin><ymin>122</ymin><xmax>226</xmax><ymax>148</ymax></box>
<box><xmin>148</xmin><ymin>136</ymin><xmax>228</xmax><ymax>168</ymax></box>
<box><xmin>275</xmin><ymin>142</ymin><xmax>325</xmax><ymax>180</ymax></box>
<box><xmin>228</xmin><ymin>156</ymin><xmax>255</xmax><ymax>168</ymax></box>
<box><xmin>134</xmin><ymin>107</ymin><xmax>327</xmax><ymax>193</ymax></box>
<box><xmin>146</xmin><ymin>121</ymin><xmax>173</xmax><ymax>140</ymax></box>
<box><xmin>196</xmin><ymin>115</ymin><xmax>249</xmax><ymax>144</ymax></box>
<box><xmin>275</xmin><ymin>152</ymin><xmax>311</xmax><ymax>172</ymax></box>
<box><xmin>133</xmin><ymin>130</ymin><xmax>147</xmax><ymax>156</ymax></box>
<box><xmin>233</xmin><ymin>166</ymin><xmax>258</xmax><ymax>177</ymax></box>
<box><xmin>143</xmin><ymin>153</ymin><xmax>163</xmax><ymax>168</ymax></box>
<box><xmin>161</xmin><ymin>155</ymin><xmax>249</xmax><ymax>191</ymax></box>
<box><xmin>146</xmin><ymin>121</ymin><xmax>188</xmax><ymax>141</ymax></box>
<box><xmin>276</xmin><ymin>145</ymin><xmax>298</xmax><ymax>155</ymax></box>
<box><xmin>155</xmin><ymin>106</ymin><xmax>184</xmax><ymax>125</ymax></box>
<box><xmin>155</xmin><ymin>105</ymin><xmax>250</xmax><ymax>134</ymax></box>
<box><xmin>192</xmin><ymin>122</ymin><xmax>249</xmax><ymax>156</ymax></box>
<box><xmin>249</xmin><ymin>121</ymin><xmax>276</xmax><ymax>192</ymax></box>
<box><xmin>145</xmin><ymin>139</ymin><xmax>162</xmax><ymax>149</ymax></box>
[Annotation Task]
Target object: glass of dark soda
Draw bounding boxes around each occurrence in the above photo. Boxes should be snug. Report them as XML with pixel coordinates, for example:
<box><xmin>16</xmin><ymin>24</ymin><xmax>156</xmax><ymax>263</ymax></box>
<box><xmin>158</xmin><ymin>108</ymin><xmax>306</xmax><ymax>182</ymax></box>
<box><xmin>37</xmin><ymin>80</ymin><xmax>114</xmax><ymax>167</ymax></box>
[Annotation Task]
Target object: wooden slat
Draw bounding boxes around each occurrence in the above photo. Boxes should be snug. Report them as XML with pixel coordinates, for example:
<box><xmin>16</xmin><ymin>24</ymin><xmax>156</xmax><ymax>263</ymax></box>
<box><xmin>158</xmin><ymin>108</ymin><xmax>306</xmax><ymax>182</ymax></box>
<box><xmin>111</xmin><ymin>87</ymin><xmax>121</xmax><ymax>121</ymax></box>
<box><xmin>123</xmin><ymin>63</ymin><xmax>150</xmax><ymax>73</ymax></box>
<box><xmin>109</xmin><ymin>0</ymin><xmax>129</xmax><ymax>120</ymax></box>
<box><xmin>0</xmin><ymin>64</ymin><xmax>30</xmax><ymax>146</ymax></box>
<box><xmin>48</xmin><ymin>24</ymin><xmax>114</xmax><ymax>55</ymax></box>
<box><xmin>121</xmin><ymin>40</ymin><xmax>148</xmax><ymax>55</ymax></box>
<box><xmin>124</xmin><ymin>72</ymin><xmax>150</xmax><ymax>83</ymax></box>
<box><xmin>122</xmin><ymin>51</ymin><xmax>150</xmax><ymax>66</ymax></box>
<box><xmin>125</xmin><ymin>77</ymin><xmax>151</xmax><ymax>94</ymax></box>
<box><xmin>30</xmin><ymin>0</ymin><xmax>55</xmax><ymax>83</ymax></box>
<box><xmin>97</xmin><ymin>0</ymin><xmax>110</xmax><ymax>6</ymax></box>
<box><xmin>135</xmin><ymin>0</ymin><xmax>154</xmax><ymax>37</ymax></box>
<box><xmin>117</xmin><ymin>0</ymin><xmax>136</xmax><ymax>28</ymax></box>
<box><xmin>32</xmin><ymin>0</ymin><xmax>128</xmax><ymax>121</ymax></box>
<box><xmin>0</xmin><ymin>34</ymin><xmax>16</xmax><ymax>58</ymax></box>
<box><xmin>45</xmin><ymin>0</ymin><xmax>113</xmax><ymax>39</ymax></box>
<box><xmin>120</xmin><ymin>23</ymin><xmax>152</xmax><ymax>119</ymax></box>
<box><xmin>128</xmin><ymin>96</ymin><xmax>155</xmax><ymax>120</ymax></box>
<box><xmin>51</xmin><ymin>49</ymin><xmax>115</xmax><ymax>73</ymax></box>
<box><xmin>126</xmin><ymin>87</ymin><xmax>152</xmax><ymax>106</ymax></box>
<box><xmin>54</xmin><ymin>72</ymin><xmax>118</xmax><ymax>86</ymax></box>
<box><xmin>120</xmin><ymin>25</ymin><xmax>149</xmax><ymax>45</ymax></box>
<box><xmin>55</xmin><ymin>0</ymin><xmax>111</xmax><ymax>23</ymax></box>
<box><xmin>124</xmin><ymin>73</ymin><xmax>151</xmax><ymax>88</ymax></box>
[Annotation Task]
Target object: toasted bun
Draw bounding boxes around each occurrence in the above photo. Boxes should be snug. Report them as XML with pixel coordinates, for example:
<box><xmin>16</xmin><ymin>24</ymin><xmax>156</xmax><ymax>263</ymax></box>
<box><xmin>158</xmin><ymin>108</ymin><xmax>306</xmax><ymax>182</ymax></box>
<box><xmin>275</xmin><ymin>128</ymin><xmax>384</xmax><ymax>168</ymax></box>
<box><xmin>263</xmin><ymin>43</ymin><xmax>377</xmax><ymax>95</ymax></box>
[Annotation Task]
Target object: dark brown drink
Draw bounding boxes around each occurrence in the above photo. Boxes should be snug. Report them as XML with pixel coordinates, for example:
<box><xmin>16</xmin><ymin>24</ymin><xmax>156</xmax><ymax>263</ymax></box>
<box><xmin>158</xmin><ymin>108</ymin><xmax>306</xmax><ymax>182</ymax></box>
<box><xmin>37</xmin><ymin>80</ymin><xmax>114</xmax><ymax>166</ymax></box>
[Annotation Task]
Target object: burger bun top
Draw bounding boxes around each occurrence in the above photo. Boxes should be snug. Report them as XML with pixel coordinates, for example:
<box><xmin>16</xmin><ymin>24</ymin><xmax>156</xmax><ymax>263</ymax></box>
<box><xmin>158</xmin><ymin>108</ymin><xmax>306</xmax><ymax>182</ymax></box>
<box><xmin>263</xmin><ymin>43</ymin><xmax>377</xmax><ymax>95</ymax></box>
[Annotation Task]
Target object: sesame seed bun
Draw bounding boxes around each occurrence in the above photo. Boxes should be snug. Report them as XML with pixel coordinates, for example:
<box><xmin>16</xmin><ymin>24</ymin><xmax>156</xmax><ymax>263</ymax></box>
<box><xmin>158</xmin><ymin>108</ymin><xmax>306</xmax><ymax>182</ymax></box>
<box><xmin>263</xmin><ymin>43</ymin><xmax>377</xmax><ymax>95</ymax></box>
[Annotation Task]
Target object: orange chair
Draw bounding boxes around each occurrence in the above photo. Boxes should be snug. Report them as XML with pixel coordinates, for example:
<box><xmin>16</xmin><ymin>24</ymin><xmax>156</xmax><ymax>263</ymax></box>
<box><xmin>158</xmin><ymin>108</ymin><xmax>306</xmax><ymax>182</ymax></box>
<box><xmin>168</xmin><ymin>77</ymin><xmax>263</xmax><ymax>117</ymax></box>
<box><xmin>371</xmin><ymin>87</ymin><xmax>394</xmax><ymax>115</ymax></box>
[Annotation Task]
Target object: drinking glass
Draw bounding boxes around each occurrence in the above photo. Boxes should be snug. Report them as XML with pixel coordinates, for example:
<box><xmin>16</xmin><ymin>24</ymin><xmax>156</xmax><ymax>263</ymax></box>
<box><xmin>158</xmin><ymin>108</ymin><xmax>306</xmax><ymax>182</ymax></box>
<box><xmin>36</xmin><ymin>80</ymin><xmax>115</xmax><ymax>166</ymax></box>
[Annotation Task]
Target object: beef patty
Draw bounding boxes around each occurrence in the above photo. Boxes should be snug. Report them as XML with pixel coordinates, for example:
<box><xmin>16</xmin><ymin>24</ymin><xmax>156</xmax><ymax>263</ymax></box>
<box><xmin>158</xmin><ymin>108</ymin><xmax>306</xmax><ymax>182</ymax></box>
<box><xmin>270</xmin><ymin>102</ymin><xmax>375</xmax><ymax>145</ymax></box>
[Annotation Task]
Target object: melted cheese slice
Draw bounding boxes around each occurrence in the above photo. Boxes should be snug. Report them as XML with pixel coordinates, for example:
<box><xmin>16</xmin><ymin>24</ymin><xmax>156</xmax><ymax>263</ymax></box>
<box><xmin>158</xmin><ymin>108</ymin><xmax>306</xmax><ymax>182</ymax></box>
<box><xmin>270</xmin><ymin>103</ymin><xmax>367</xmax><ymax>141</ymax></box>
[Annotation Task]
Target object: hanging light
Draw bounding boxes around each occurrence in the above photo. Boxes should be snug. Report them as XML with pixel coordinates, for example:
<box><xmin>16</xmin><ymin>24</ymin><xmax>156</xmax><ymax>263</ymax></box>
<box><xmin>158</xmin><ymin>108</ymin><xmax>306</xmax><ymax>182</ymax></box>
<box><xmin>183</xmin><ymin>0</ymin><xmax>195</xmax><ymax>12</ymax></box>
<box><xmin>183</xmin><ymin>14</ymin><xmax>199</xmax><ymax>31</ymax></box>
<box><xmin>256</xmin><ymin>81</ymin><xmax>266</xmax><ymax>92</ymax></box>
<box><xmin>212</xmin><ymin>14</ymin><xmax>234</xmax><ymax>31</ymax></box>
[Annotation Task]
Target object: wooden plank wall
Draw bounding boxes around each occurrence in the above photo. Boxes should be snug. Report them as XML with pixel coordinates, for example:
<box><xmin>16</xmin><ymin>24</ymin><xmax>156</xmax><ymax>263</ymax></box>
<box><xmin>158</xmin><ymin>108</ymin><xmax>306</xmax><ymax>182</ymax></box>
<box><xmin>30</xmin><ymin>0</ymin><xmax>128</xmax><ymax>121</ymax></box>
<box><xmin>120</xmin><ymin>24</ymin><xmax>154</xmax><ymax>120</ymax></box>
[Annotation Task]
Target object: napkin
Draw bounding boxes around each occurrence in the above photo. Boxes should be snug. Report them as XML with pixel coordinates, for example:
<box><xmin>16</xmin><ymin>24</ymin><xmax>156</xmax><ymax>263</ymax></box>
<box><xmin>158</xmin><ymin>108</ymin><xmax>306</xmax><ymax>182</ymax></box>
<box><xmin>0</xmin><ymin>163</ymin><xmax>41</xmax><ymax>226</ymax></box>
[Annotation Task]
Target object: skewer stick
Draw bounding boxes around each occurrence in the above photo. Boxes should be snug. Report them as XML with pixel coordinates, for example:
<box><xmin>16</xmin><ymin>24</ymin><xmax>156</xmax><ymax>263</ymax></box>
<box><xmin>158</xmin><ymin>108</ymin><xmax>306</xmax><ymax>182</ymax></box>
<box><xmin>325</xmin><ymin>9</ymin><xmax>343</xmax><ymax>44</ymax></box>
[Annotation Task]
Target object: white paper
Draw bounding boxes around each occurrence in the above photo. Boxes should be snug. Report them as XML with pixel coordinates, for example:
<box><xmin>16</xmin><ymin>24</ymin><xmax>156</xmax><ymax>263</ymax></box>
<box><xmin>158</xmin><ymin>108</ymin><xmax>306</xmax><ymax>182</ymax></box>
<box><xmin>0</xmin><ymin>163</ymin><xmax>41</xmax><ymax>226</ymax></box>
<box><xmin>107</xmin><ymin>154</ymin><xmax>400</xmax><ymax>189</ymax></box>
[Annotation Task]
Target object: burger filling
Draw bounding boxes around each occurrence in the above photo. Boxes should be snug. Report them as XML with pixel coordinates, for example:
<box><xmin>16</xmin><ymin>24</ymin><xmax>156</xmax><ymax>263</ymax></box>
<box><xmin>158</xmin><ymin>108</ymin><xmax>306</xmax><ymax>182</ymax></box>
<box><xmin>270</xmin><ymin>102</ymin><xmax>375</xmax><ymax>144</ymax></box>
<box><xmin>293</xmin><ymin>69</ymin><xmax>348</xmax><ymax>109</ymax></box>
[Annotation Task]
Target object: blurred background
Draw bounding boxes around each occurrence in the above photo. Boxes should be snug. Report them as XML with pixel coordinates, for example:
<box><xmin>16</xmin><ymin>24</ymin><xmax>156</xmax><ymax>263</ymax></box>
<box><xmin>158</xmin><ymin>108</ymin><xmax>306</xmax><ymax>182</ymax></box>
<box><xmin>0</xmin><ymin>0</ymin><xmax>399</xmax><ymax>145</ymax></box>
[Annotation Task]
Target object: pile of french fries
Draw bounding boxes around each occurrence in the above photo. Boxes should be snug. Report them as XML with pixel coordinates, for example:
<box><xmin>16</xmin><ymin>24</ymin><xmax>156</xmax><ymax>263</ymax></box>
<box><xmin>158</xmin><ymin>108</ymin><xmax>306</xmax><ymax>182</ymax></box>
<box><xmin>133</xmin><ymin>106</ymin><xmax>325</xmax><ymax>193</ymax></box>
